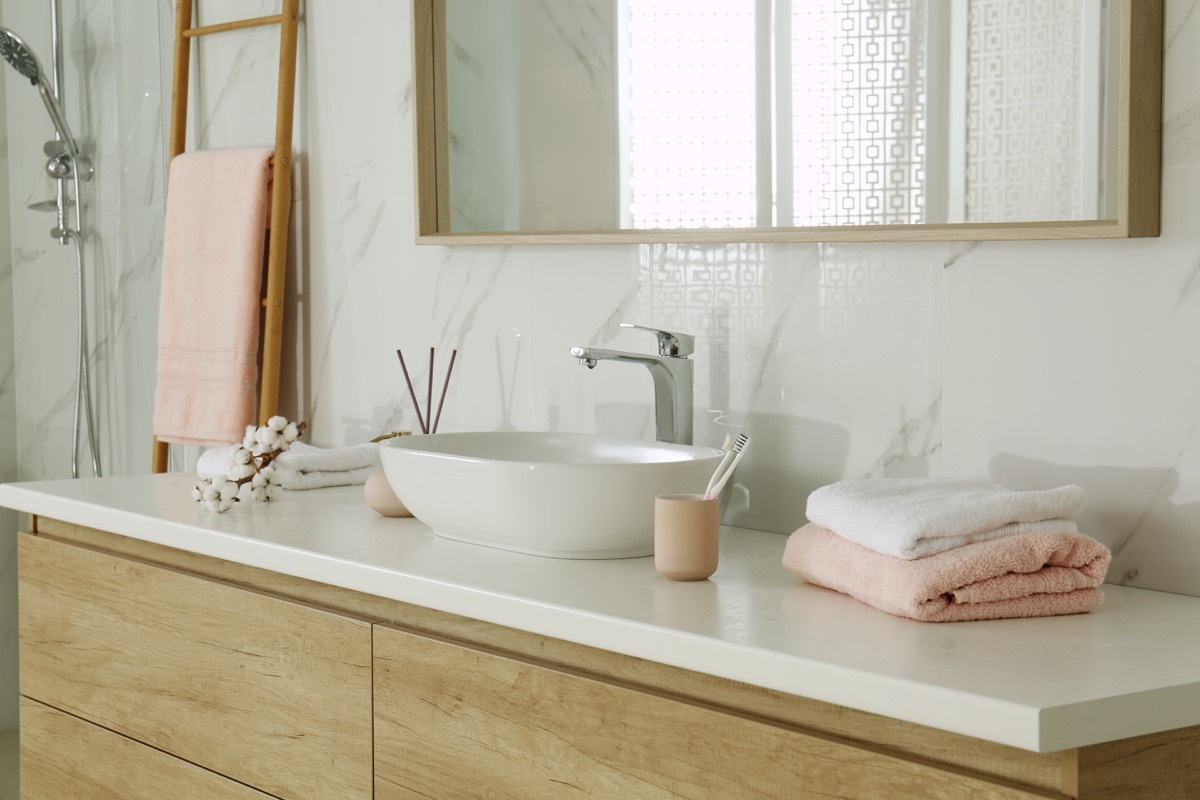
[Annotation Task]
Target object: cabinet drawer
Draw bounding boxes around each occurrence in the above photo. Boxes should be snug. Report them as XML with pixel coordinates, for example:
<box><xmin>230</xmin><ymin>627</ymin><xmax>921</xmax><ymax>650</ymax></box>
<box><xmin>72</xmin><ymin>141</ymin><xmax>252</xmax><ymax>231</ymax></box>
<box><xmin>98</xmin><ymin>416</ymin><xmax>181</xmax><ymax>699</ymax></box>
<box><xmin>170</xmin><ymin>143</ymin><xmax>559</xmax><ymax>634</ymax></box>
<box><xmin>18</xmin><ymin>533</ymin><xmax>373</xmax><ymax>800</ymax></box>
<box><xmin>20</xmin><ymin>697</ymin><xmax>277</xmax><ymax>800</ymax></box>
<box><xmin>373</xmin><ymin>625</ymin><xmax>1057</xmax><ymax>800</ymax></box>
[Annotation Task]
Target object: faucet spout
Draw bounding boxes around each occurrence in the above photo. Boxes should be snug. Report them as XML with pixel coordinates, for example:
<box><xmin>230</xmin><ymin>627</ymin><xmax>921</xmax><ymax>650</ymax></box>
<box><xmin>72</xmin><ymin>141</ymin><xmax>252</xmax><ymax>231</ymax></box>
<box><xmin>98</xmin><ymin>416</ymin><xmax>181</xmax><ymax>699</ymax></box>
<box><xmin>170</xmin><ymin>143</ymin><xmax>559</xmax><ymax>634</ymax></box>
<box><xmin>567</xmin><ymin>343</ymin><xmax>694</xmax><ymax>445</ymax></box>
<box><xmin>569</xmin><ymin>346</ymin><xmax>599</xmax><ymax>369</ymax></box>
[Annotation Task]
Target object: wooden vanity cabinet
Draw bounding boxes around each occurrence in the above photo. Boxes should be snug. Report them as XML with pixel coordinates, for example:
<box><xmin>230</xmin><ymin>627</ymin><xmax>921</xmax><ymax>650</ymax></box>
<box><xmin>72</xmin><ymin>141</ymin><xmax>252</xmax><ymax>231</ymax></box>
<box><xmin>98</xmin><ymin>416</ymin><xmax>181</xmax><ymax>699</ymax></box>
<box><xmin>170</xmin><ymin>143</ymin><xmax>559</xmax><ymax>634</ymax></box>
<box><xmin>18</xmin><ymin>521</ymin><xmax>1200</xmax><ymax>800</ymax></box>
<box><xmin>17</xmin><ymin>531</ymin><xmax>374</xmax><ymax>800</ymax></box>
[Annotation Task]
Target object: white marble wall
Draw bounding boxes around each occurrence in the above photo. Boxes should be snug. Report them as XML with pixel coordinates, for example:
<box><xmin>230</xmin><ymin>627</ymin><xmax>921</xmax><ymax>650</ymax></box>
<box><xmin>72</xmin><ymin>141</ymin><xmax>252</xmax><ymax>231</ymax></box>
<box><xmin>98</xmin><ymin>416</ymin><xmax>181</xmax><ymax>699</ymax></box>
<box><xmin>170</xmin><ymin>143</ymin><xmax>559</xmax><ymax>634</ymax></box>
<box><xmin>4</xmin><ymin>1</ymin><xmax>1200</xmax><ymax>734</ymax></box>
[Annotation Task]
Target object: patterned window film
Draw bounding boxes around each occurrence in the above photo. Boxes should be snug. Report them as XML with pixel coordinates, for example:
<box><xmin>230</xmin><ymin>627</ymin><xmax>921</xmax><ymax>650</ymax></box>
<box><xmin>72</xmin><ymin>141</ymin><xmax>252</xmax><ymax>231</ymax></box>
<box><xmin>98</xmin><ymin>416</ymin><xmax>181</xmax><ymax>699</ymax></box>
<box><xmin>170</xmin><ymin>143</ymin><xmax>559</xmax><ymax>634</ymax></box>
<box><xmin>621</xmin><ymin>0</ymin><xmax>1094</xmax><ymax>229</ymax></box>
<box><xmin>964</xmin><ymin>0</ymin><xmax>1089</xmax><ymax>222</ymax></box>
<box><xmin>789</xmin><ymin>0</ymin><xmax>927</xmax><ymax>227</ymax></box>
<box><xmin>624</xmin><ymin>0</ymin><xmax>928</xmax><ymax>229</ymax></box>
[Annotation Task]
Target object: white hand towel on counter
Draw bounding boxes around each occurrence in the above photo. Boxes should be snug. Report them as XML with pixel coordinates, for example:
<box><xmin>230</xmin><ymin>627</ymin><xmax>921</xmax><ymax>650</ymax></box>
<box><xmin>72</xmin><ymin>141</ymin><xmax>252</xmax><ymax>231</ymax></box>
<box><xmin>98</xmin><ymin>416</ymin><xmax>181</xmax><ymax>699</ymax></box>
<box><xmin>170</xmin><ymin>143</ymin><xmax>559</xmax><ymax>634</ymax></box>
<box><xmin>805</xmin><ymin>476</ymin><xmax>1086</xmax><ymax>559</ymax></box>
<box><xmin>197</xmin><ymin>441</ymin><xmax>381</xmax><ymax>490</ymax></box>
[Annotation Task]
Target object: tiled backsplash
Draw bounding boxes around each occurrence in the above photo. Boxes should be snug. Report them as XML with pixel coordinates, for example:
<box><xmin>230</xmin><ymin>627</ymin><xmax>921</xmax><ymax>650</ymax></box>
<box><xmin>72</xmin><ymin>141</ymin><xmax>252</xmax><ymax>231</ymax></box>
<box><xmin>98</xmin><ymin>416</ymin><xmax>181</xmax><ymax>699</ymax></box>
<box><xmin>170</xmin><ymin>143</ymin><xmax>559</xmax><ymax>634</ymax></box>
<box><xmin>3</xmin><ymin>3</ymin><xmax>1200</xmax><ymax>733</ymax></box>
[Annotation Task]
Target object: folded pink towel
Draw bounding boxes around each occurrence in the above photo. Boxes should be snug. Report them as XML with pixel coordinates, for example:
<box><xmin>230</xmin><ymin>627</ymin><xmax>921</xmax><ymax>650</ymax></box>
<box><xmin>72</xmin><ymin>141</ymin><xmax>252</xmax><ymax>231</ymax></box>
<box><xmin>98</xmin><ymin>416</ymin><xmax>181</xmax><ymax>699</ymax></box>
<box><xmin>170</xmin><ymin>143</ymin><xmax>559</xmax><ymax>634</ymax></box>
<box><xmin>153</xmin><ymin>148</ymin><xmax>276</xmax><ymax>446</ymax></box>
<box><xmin>782</xmin><ymin>524</ymin><xmax>1111</xmax><ymax>622</ymax></box>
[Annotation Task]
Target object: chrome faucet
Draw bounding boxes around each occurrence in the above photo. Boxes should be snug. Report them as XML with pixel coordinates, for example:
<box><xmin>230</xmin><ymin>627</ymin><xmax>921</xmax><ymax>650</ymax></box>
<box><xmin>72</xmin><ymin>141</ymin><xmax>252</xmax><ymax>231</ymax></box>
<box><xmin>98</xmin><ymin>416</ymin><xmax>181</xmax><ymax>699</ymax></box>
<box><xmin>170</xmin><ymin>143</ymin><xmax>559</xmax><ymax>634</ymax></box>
<box><xmin>569</xmin><ymin>323</ymin><xmax>695</xmax><ymax>445</ymax></box>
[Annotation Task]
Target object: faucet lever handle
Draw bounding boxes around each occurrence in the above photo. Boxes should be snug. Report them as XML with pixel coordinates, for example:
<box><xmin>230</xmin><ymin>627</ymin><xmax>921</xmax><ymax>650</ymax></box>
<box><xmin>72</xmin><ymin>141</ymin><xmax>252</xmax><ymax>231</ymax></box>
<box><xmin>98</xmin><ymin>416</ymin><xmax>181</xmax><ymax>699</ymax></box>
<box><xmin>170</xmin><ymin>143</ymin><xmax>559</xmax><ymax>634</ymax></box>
<box><xmin>619</xmin><ymin>322</ymin><xmax>695</xmax><ymax>358</ymax></box>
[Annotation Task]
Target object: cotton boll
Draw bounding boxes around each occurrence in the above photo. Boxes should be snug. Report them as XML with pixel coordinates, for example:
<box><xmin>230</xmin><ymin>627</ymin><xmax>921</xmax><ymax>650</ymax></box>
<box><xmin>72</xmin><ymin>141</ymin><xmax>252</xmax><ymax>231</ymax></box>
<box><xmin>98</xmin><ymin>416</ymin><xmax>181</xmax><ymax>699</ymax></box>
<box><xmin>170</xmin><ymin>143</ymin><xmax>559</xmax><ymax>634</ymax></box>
<box><xmin>229</xmin><ymin>463</ymin><xmax>255</xmax><ymax>480</ymax></box>
<box><xmin>267</xmin><ymin>415</ymin><xmax>287</xmax><ymax>432</ymax></box>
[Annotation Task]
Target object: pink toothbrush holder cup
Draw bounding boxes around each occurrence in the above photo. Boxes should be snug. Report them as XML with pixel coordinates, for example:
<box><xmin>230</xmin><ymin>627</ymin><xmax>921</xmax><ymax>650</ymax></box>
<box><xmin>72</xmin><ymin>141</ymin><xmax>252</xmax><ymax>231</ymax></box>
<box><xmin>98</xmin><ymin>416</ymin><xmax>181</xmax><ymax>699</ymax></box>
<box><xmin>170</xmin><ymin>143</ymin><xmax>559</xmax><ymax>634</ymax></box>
<box><xmin>654</xmin><ymin>493</ymin><xmax>719</xmax><ymax>581</ymax></box>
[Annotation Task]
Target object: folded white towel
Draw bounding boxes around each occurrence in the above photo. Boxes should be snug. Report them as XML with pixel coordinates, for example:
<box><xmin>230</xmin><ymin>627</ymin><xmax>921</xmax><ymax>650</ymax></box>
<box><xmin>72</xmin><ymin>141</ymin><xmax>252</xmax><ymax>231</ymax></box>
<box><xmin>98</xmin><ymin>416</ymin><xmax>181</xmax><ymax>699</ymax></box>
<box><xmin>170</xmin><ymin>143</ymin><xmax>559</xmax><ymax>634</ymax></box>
<box><xmin>805</xmin><ymin>476</ymin><xmax>1086</xmax><ymax>559</ymax></box>
<box><xmin>272</xmin><ymin>462</ymin><xmax>379</xmax><ymax>491</ymax></box>
<box><xmin>197</xmin><ymin>441</ymin><xmax>381</xmax><ymax>490</ymax></box>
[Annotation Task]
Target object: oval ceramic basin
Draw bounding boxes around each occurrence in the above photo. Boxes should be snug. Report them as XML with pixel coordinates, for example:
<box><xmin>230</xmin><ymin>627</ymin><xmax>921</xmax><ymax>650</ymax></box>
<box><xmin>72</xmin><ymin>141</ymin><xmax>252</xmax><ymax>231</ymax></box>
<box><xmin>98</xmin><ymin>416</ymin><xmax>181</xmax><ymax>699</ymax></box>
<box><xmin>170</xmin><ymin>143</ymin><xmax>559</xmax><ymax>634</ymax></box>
<box><xmin>379</xmin><ymin>432</ymin><xmax>726</xmax><ymax>559</ymax></box>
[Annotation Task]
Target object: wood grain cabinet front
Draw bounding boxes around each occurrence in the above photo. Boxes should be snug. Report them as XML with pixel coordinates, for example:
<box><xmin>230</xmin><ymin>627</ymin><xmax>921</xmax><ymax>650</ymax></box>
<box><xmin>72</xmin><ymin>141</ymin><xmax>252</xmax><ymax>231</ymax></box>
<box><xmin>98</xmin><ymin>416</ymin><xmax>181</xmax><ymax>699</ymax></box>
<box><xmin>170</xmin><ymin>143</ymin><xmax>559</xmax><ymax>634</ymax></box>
<box><xmin>372</xmin><ymin>625</ymin><xmax>1053</xmax><ymax>800</ymax></box>
<box><xmin>20</xmin><ymin>698</ymin><xmax>278</xmax><ymax>800</ymax></box>
<box><xmin>17</xmin><ymin>532</ymin><xmax>374</xmax><ymax>800</ymax></box>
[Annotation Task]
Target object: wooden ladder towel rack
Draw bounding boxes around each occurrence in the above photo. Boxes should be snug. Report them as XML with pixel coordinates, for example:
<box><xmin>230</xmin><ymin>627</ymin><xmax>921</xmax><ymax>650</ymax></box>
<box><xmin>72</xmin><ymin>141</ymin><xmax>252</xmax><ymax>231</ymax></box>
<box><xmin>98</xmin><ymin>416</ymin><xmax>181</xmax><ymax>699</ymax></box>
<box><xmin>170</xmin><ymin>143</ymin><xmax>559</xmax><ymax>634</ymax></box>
<box><xmin>151</xmin><ymin>0</ymin><xmax>300</xmax><ymax>474</ymax></box>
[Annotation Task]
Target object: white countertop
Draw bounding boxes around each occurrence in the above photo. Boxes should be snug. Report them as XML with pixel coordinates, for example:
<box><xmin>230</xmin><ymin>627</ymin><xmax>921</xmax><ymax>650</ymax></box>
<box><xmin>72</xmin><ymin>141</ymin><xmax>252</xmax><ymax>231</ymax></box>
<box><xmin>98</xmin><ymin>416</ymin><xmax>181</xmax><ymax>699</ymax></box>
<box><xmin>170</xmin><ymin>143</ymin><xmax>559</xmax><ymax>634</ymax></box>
<box><xmin>4</xmin><ymin>472</ymin><xmax>1200</xmax><ymax>753</ymax></box>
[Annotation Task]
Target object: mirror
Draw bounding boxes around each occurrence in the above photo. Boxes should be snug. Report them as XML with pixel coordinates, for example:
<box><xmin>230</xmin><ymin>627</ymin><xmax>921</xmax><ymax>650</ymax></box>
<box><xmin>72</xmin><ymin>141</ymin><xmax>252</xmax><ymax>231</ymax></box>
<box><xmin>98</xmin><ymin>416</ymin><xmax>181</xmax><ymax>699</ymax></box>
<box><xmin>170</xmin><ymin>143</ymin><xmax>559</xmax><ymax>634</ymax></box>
<box><xmin>412</xmin><ymin>0</ymin><xmax>1161</xmax><ymax>243</ymax></box>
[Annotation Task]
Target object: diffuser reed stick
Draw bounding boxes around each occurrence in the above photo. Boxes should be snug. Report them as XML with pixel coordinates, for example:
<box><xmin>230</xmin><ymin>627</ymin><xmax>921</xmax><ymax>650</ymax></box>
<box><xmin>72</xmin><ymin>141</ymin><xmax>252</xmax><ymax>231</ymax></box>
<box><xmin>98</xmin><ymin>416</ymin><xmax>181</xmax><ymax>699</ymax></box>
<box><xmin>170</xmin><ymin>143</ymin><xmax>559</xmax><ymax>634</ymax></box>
<box><xmin>432</xmin><ymin>349</ymin><xmax>458</xmax><ymax>434</ymax></box>
<box><xmin>426</xmin><ymin>347</ymin><xmax>435</xmax><ymax>434</ymax></box>
<box><xmin>395</xmin><ymin>349</ymin><xmax>428</xmax><ymax>434</ymax></box>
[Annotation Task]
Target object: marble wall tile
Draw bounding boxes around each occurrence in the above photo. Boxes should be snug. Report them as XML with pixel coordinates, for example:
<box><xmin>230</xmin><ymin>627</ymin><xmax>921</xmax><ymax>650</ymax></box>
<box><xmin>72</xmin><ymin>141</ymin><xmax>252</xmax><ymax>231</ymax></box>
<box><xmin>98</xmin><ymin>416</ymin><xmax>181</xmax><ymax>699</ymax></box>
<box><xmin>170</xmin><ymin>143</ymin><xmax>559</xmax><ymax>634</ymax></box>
<box><xmin>1163</xmin><ymin>0</ymin><xmax>1200</xmax><ymax>168</ymax></box>
<box><xmin>304</xmin><ymin>0</ymin><xmax>412</xmax><ymax>205</ymax></box>
<box><xmin>942</xmin><ymin>161</ymin><xmax>1200</xmax><ymax>597</ymax></box>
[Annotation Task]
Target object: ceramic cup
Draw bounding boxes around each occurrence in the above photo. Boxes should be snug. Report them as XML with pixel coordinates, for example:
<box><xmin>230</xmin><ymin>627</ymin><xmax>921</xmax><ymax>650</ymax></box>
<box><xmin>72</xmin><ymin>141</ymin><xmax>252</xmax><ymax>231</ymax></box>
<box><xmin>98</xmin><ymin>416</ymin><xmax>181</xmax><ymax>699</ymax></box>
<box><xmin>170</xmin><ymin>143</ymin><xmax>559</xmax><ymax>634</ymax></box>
<box><xmin>654</xmin><ymin>493</ymin><xmax>719</xmax><ymax>581</ymax></box>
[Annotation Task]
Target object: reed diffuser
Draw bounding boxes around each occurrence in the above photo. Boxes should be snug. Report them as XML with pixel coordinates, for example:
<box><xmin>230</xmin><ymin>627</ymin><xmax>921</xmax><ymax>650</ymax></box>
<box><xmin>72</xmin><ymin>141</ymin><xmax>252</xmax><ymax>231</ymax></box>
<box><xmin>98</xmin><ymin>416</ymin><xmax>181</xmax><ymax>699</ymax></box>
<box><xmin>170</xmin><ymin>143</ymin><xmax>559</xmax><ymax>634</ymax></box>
<box><xmin>396</xmin><ymin>347</ymin><xmax>458</xmax><ymax>434</ymax></box>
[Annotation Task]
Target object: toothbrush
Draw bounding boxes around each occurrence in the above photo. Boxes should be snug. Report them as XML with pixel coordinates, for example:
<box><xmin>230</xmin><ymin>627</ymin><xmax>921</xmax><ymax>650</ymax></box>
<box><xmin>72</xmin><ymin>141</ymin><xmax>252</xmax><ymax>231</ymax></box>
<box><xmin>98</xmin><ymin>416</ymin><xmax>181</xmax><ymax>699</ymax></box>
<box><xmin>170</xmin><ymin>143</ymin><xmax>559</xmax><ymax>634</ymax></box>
<box><xmin>703</xmin><ymin>434</ymin><xmax>748</xmax><ymax>499</ymax></box>
<box><xmin>705</xmin><ymin>436</ymin><xmax>750</xmax><ymax>499</ymax></box>
<box><xmin>703</xmin><ymin>434</ymin><xmax>742</xmax><ymax>497</ymax></box>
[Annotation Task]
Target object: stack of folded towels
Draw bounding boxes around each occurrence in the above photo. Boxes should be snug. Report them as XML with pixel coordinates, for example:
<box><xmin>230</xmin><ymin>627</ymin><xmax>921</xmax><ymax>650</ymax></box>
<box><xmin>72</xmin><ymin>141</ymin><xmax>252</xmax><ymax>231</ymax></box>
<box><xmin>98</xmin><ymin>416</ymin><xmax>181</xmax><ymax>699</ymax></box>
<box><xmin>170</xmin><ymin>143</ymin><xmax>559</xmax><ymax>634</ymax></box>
<box><xmin>197</xmin><ymin>441</ymin><xmax>381</xmax><ymax>490</ymax></box>
<box><xmin>781</xmin><ymin>476</ymin><xmax>1111</xmax><ymax>622</ymax></box>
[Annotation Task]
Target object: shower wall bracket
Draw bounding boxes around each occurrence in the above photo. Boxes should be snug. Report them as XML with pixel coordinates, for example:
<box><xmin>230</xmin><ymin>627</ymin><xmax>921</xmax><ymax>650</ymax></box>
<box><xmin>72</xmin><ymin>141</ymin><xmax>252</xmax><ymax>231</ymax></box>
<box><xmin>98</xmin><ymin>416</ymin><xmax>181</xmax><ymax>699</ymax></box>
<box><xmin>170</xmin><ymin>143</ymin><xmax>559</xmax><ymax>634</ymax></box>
<box><xmin>44</xmin><ymin>139</ymin><xmax>93</xmax><ymax>181</ymax></box>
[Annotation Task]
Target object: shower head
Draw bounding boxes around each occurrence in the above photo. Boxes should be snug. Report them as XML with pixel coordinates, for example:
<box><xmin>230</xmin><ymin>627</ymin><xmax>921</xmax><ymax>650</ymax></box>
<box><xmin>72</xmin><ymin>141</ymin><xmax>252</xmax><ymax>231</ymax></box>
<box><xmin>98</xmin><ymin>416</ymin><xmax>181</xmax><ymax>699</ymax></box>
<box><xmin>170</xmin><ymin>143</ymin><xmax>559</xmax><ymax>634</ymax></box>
<box><xmin>0</xmin><ymin>27</ymin><xmax>40</xmax><ymax>84</ymax></box>
<box><xmin>0</xmin><ymin>27</ymin><xmax>80</xmax><ymax>158</ymax></box>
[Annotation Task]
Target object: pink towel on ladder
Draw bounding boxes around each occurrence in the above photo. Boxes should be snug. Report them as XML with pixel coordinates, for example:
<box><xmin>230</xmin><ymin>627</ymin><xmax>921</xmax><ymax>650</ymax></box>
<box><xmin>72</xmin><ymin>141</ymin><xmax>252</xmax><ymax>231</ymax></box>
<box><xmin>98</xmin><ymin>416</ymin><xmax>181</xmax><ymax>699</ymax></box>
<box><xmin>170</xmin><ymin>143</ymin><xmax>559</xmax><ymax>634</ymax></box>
<box><xmin>782</xmin><ymin>523</ymin><xmax>1111</xmax><ymax>622</ymax></box>
<box><xmin>153</xmin><ymin>148</ymin><xmax>275</xmax><ymax>446</ymax></box>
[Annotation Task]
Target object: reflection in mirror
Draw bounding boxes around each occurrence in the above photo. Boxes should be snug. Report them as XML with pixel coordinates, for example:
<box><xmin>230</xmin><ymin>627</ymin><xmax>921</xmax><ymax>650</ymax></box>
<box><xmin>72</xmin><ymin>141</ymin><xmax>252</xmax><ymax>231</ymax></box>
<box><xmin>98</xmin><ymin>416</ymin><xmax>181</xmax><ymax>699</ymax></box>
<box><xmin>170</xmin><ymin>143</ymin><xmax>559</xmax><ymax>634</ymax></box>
<box><xmin>417</xmin><ymin>0</ymin><xmax>1160</xmax><ymax>242</ymax></box>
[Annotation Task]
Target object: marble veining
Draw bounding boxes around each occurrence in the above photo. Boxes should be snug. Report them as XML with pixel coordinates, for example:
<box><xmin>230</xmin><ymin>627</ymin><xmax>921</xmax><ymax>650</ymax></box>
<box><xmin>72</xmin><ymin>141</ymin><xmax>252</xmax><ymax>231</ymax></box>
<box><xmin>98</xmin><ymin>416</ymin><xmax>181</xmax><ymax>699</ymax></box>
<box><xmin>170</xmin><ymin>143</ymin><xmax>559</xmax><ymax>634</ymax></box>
<box><xmin>1166</xmin><ymin>0</ymin><xmax>1198</xmax><ymax>49</ymax></box>
<box><xmin>863</xmin><ymin>393</ymin><xmax>943</xmax><ymax>479</ymax></box>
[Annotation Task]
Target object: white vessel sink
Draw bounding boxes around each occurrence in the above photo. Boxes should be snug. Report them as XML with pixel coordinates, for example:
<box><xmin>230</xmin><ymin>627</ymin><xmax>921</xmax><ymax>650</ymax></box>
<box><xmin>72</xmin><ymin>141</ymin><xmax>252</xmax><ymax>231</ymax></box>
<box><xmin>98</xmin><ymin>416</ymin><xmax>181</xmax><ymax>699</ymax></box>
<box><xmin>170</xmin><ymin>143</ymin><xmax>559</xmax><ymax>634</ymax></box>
<box><xmin>379</xmin><ymin>431</ymin><xmax>725</xmax><ymax>559</ymax></box>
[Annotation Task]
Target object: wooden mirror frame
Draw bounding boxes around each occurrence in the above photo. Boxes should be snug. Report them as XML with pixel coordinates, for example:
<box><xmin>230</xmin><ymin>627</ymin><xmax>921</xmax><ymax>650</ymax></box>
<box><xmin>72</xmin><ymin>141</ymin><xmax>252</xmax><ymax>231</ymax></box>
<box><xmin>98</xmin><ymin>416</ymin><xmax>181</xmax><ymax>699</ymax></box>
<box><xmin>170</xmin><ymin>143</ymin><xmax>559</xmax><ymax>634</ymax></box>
<box><xmin>411</xmin><ymin>0</ymin><xmax>1161</xmax><ymax>245</ymax></box>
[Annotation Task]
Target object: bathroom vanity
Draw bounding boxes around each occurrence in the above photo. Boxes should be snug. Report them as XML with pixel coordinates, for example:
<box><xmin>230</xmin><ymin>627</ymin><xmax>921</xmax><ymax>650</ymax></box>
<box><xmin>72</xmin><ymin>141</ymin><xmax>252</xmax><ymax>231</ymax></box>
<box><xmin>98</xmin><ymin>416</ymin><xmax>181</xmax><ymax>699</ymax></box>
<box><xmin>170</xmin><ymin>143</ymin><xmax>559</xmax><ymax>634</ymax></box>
<box><xmin>3</xmin><ymin>473</ymin><xmax>1200</xmax><ymax>799</ymax></box>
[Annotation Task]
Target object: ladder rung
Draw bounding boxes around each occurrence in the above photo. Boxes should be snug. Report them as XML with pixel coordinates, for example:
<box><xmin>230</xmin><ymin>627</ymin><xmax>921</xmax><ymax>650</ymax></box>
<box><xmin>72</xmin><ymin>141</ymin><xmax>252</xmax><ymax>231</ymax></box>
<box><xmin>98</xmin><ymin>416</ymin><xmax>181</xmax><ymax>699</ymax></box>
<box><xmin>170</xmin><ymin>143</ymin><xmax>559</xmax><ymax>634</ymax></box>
<box><xmin>184</xmin><ymin>14</ymin><xmax>282</xmax><ymax>38</ymax></box>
